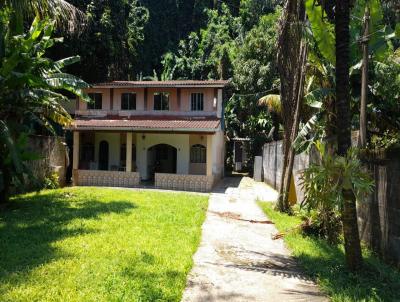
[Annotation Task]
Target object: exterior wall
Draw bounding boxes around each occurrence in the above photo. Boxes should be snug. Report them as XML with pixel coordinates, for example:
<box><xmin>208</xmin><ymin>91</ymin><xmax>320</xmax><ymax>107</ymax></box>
<box><xmin>155</xmin><ymin>173</ymin><xmax>214</xmax><ymax>192</ymax></box>
<box><xmin>73</xmin><ymin>170</ymin><xmax>140</xmax><ymax>187</ymax></box>
<box><xmin>76</xmin><ymin>87</ymin><xmax>221</xmax><ymax>116</ymax></box>
<box><xmin>211</xmin><ymin>130</ymin><xmax>225</xmax><ymax>179</ymax></box>
<box><xmin>136</xmin><ymin>133</ymin><xmax>190</xmax><ymax>180</ymax></box>
<box><xmin>94</xmin><ymin>132</ymin><xmax>121</xmax><ymax>170</ymax></box>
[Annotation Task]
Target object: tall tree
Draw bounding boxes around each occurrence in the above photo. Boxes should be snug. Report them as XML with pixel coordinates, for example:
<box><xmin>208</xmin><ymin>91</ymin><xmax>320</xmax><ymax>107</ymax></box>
<box><xmin>335</xmin><ymin>0</ymin><xmax>363</xmax><ymax>271</ymax></box>
<box><xmin>51</xmin><ymin>0</ymin><xmax>149</xmax><ymax>83</ymax></box>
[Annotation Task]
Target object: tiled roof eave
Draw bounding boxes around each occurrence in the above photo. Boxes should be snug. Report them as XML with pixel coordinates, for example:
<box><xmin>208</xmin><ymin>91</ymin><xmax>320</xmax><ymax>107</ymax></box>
<box><xmin>71</xmin><ymin>126</ymin><xmax>218</xmax><ymax>132</ymax></box>
<box><xmin>90</xmin><ymin>80</ymin><xmax>229</xmax><ymax>89</ymax></box>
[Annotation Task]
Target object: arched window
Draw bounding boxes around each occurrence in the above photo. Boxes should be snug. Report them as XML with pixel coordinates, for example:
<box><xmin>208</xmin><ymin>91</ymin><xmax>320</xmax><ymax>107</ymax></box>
<box><xmin>190</xmin><ymin>144</ymin><xmax>206</xmax><ymax>163</ymax></box>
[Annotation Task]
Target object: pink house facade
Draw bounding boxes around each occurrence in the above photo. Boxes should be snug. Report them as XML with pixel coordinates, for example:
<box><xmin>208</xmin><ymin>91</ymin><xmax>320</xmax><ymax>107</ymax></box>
<box><xmin>70</xmin><ymin>80</ymin><xmax>228</xmax><ymax>192</ymax></box>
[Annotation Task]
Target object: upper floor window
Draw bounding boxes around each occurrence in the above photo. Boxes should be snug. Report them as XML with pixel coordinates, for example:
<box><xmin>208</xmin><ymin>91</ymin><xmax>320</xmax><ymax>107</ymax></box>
<box><xmin>87</xmin><ymin>93</ymin><xmax>102</xmax><ymax>110</ymax></box>
<box><xmin>191</xmin><ymin>93</ymin><xmax>204</xmax><ymax>111</ymax></box>
<box><xmin>154</xmin><ymin>92</ymin><xmax>169</xmax><ymax>111</ymax></box>
<box><xmin>190</xmin><ymin>144</ymin><xmax>206</xmax><ymax>163</ymax></box>
<box><xmin>121</xmin><ymin>93</ymin><xmax>136</xmax><ymax>110</ymax></box>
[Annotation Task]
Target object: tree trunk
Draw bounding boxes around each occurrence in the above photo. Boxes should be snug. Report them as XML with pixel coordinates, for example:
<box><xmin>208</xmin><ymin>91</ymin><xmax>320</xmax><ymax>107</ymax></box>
<box><xmin>0</xmin><ymin>163</ymin><xmax>11</xmax><ymax>206</ymax></box>
<box><xmin>359</xmin><ymin>6</ymin><xmax>370</xmax><ymax>148</ymax></box>
<box><xmin>276</xmin><ymin>0</ymin><xmax>305</xmax><ymax>212</ymax></box>
<box><xmin>335</xmin><ymin>0</ymin><xmax>363</xmax><ymax>271</ymax></box>
<box><xmin>281</xmin><ymin>42</ymin><xmax>308</xmax><ymax>212</ymax></box>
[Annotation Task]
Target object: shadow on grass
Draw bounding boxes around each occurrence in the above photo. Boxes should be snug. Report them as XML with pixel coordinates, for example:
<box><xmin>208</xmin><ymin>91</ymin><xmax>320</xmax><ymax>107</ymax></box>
<box><xmin>0</xmin><ymin>190</ymin><xmax>136</xmax><ymax>283</ymax></box>
<box><xmin>291</xmin><ymin>236</ymin><xmax>400</xmax><ymax>301</ymax></box>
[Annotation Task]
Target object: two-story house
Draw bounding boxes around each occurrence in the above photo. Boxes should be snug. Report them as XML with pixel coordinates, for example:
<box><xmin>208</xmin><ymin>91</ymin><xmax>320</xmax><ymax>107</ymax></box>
<box><xmin>70</xmin><ymin>80</ymin><xmax>228</xmax><ymax>192</ymax></box>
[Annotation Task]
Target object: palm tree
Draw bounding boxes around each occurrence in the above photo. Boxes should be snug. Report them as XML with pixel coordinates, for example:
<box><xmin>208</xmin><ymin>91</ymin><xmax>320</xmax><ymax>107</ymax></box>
<box><xmin>275</xmin><ymin>0</ymin><xmax>305</xmax><ymax>212</ymax></box>
<box><xmin>258</xmin><ymin>94</ymin><xmax>281</xmax><ymax>141</ymax></box>
<box><xmin>335</xmin><ymin>0</ymin><xmax>363</xmax><ymax>271</ymax></box>
<box><xmin>5</xmin><ymin>0</ymin><xmax>84</xmax><ymax>33</ymax></box>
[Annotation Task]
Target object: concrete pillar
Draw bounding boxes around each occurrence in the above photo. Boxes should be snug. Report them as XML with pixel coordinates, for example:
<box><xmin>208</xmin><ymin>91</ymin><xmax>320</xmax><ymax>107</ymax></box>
<box><xmin>254</xmin><ymin>156</ymin><xmax>263</xmax><ymax>182</ymax></box>
<box><xmin>217</xmin><ymin>89</ymin><xmax>223</xmax><ymax>118</ymax></box>
<box><xmin>73</xmin><ymin>131</ymin><xmax>80</xmax><ymax>170</ymax></box>
<box><xmin>126</xmin><ymin>132</ymin><xmax>132</xmax><ymax>172</ymax></box>
<box><xmin>206</xmin><ymin>135</ymin><xmax>213</xmax><ymax>176</ymax></box>
<box><xmin>136</xmin><ymin>133</ymin><xmax>147</xmax><ymax>180</ymax></box>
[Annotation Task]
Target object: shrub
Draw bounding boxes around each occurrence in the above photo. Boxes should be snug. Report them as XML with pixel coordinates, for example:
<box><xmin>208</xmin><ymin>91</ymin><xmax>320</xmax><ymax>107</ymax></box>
<box><xmin>300</xmin><ymin>141</ymin><xmax>374</xmax><ymax>243</ymax></box>
<box><xmin>42</xmin><ymin>172</ymin><xmax>60</xmax><ymax>190</ymax></box>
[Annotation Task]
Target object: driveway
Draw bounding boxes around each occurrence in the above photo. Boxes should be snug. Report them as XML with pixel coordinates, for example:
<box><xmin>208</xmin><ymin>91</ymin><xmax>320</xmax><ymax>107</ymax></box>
<box><xmin>181</xmin><ymin>177</ymin><xmax>327</xmax><ymax>302</ymax></box>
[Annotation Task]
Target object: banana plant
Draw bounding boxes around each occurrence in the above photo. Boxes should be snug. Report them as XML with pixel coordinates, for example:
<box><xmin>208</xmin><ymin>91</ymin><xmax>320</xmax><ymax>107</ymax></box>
<box><xmin>0</xmin><ymin>15</ymin><xmax>89</xmax><ymax>203</ymax></box>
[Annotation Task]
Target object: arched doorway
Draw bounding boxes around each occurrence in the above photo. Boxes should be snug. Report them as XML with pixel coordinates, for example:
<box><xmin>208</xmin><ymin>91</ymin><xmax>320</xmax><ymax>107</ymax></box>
<box><xmin>147</xmin><ymin>144</ymin><xmax>177</xmax><ymax>179</ymax></box>
<box><xmin>98</xmin><ymin>140</ymin><xmax>109</xmax><ymax>170</ymax></box>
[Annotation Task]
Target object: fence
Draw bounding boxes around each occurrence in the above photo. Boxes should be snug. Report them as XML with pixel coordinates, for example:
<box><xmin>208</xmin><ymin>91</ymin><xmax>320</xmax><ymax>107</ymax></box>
<box><xmin>261</xmin><ymin>140</ymin><xmax>400</xmax><ymax>266</ymax></box>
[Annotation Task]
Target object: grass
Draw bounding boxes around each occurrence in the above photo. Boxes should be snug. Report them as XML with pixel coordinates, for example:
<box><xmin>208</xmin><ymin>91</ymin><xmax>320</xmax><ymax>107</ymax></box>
<box><xmin>0</xmin><ymin>187</ymin><xmax>209</xmax><ymax>302</ymax></box>
<box><xmin>258</xmin><ymin>202</ymin><xmax>400</xmax><ymax>302</ymax></box>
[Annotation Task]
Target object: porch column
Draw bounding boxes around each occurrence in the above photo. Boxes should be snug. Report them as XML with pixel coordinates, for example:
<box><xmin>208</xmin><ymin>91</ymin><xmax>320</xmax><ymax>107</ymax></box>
<box><xmin>126</xmin><ymin>132</ymin><xmax>133</xmax><ymax>172</ymax></box>
<box><xmin>73</xmin><ymin>131</ymin><xmax>80</xmax><ymax>170</ymax></box>
<box><xmin>206</xmin><ymin>135</ymin><xmax>213</xmax><ymax>176</ymax></box>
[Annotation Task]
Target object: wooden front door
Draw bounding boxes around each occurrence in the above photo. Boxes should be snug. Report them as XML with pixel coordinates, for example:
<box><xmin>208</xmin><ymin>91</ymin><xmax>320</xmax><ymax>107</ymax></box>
<box><xmin>99</xmin><ymin>140</ymin><xmax>109</xmax><ymax>170</ymax></box>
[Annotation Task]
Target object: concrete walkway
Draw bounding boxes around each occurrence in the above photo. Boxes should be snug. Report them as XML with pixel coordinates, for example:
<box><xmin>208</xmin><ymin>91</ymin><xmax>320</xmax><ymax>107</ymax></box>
<box><xmin>182</xmin><ymin>177</ymin><xmax>326</xmax><ymax>302</ymax></box>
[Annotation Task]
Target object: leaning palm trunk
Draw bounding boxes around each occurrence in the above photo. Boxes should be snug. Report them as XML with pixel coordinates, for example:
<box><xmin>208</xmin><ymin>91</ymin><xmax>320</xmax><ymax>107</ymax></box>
<box><xmin>276</xmin><ymin>0</ymin><xmax>305</xmax><ymax>212</ymax></box>
<box><xmin>335</xmin><ymin>0</ymin><xmax>363</xmax><ymax>271</ymax></box>
<box><xmin>281</xmin><ymin>41</ymin><xmax>308</xmax><ymax>212</ymax></box>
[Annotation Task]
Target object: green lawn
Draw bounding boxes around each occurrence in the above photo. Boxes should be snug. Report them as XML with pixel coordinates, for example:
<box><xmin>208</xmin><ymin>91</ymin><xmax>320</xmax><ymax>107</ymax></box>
<box><xmin>0</xmin><ymin>188</ymin><xmax>208</xmax><ymax>302</ymax></box>
<box><xmin>258</xmin><ymin>202</ymin><xmax>400</xmax><ymax>302</ymax></box>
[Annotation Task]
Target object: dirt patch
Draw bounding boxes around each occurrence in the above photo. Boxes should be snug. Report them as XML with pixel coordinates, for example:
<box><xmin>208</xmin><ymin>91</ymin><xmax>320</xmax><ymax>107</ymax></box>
<box><xmin>209</xmin><ymin>210</ymin><xmax>274</xmax><ymax>224</ymax></box>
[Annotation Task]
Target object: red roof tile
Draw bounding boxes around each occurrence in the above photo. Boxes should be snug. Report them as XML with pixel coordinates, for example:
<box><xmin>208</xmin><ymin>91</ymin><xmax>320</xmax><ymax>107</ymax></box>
<box><xmin>72</xmin><ymin>117</ymin><xmax>220</xmax><ymax>132</ymax></box>
<box><xmin>92</xmin><ymin>80</ymin><xmax>229</xmax><ymax>88</ymax></box>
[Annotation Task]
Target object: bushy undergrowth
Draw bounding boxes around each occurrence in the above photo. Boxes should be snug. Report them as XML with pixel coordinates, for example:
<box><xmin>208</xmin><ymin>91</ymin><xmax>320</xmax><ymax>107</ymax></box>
<box><xmin>258</xmin><ymin>202</ymin><xmax>400</xmax><ymax>302</ymax></box>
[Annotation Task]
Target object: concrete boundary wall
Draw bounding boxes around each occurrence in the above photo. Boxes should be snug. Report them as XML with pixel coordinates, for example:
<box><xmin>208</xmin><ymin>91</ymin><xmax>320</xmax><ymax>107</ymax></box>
<box><xmin>262</xmin><ymin>141</ymin><xmax>315</xmax><ymax>203</ymax></box>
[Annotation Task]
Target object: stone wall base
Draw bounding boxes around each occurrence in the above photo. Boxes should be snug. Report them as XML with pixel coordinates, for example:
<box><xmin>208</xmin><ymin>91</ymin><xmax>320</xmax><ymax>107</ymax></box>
<box><xmin>155</xmin><ymin>173</ymin><xmax>214</xmax><ymax>192</ymax></box>
<box><xmin>73</xmin><ymin>170</ymin><xmax>140</xmax><ymax>187</ymax></box>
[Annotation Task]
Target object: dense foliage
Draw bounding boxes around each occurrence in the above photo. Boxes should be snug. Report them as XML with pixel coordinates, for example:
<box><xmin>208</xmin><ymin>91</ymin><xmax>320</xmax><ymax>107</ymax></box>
<box><xmin>0</xmin><ymin>12</ymin><xmax>89</xmax><ymax>203</ymax></box>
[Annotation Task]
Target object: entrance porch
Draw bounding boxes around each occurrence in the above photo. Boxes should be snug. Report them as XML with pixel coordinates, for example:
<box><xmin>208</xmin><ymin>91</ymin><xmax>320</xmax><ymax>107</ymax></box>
<box><xmin>72</xmin><ymin>131</ymin><xmax>224</xmax><ymax>192</ymax></box>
